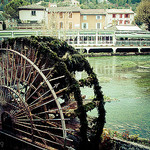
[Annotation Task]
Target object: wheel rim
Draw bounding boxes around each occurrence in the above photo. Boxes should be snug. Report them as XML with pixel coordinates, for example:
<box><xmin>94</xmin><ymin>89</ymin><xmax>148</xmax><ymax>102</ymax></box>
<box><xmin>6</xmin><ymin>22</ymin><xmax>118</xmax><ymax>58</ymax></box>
<box><xmin>0</xmin><ymin>48</ymin><xmax>72</xmax><ymax>149</ymax></box>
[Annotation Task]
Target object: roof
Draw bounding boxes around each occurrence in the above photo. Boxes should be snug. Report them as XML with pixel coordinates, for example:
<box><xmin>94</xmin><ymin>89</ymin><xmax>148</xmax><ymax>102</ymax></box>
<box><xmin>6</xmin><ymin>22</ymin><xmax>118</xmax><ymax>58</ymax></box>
<box><xmin>80</xmin><ymin>9</ymin><xmax>106</xmax><ymax>15</ymax></box>
<box><xmin>116</xmin><ymin>25</ymin><xmax>141</xmax><ymax>31</ymax></box>
<box><xmin>19</xmin><ymin>4</ymin><xmax>46</xmax><ymax>10</ymax></box>
<box><xmin>48</xmin><ymin>6</ymin><xmax>81</xmax><ymax>12</ymax></box>
<box><xmin>106</xmin><ymin>9</ymin><xmax>134</xmax><ymax>14</ymax></box>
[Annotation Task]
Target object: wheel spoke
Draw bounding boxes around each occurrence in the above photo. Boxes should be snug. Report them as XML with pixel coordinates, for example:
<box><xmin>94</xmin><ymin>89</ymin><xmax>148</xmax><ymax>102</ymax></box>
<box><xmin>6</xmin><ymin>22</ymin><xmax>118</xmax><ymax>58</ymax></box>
<box><xmin>0</xmin><ymin>47</ymin><xmax>75</xmax><ymax>149</ymax></box>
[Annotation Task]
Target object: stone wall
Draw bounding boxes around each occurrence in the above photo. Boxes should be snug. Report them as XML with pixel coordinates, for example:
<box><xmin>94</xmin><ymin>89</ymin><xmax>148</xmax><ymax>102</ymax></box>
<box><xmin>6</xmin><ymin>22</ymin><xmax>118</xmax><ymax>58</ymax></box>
<box><xmin>113</xmin><ymin>137</ymin><xmax>150</xmax><ymax>150</ymax></box>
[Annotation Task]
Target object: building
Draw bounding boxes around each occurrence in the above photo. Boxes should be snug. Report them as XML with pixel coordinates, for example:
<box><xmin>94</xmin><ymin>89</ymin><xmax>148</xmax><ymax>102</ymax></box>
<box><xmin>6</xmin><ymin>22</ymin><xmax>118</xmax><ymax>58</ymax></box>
<box><xmin>18</xmin><ymin>4</ymin><xmax>47</xmax><ymax>29</ymax></box>
<box><xmin>5</xmin><ymin>18</ymin><xmax>17</xmax><ymax>29</ymax></box>
<box><xmin>47</xmin><ymin>7</ymin><xmax>81</xmax><ymax>30</ymax></box>
<box><xmin>80</xmin><ymin>9</ymin><xmax>106</xmax><ymax>30</ymax></box>
<box><xmin>106</xmin><ymin>9</ymin><xmax>134</xmax><ymax>28</ymax></box>
<box><xmin>18</xmin><ymin>4</ymin><xmax>135</xmax><ymax>30</ymax></box>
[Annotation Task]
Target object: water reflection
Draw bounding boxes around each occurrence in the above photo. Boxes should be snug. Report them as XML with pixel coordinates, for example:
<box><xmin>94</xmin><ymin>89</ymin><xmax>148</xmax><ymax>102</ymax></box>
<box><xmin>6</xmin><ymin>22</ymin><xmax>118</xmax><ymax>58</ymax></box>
<box><xmin>76</xmin><ymin>56</ymin><xmax>150</xmax><ymax>139</ymax></box>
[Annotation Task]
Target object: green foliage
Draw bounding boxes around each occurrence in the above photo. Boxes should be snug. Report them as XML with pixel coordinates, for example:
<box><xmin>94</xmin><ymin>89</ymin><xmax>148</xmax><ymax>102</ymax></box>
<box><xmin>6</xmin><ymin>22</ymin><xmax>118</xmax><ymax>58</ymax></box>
<box><xmin>108</xmin><ymin>0</ymin><xmax>141</xmax><ymax>4</ymax></box>
<box><xmin>83</xmin><ymin>102</ymin><xmax>96</xmax><ymax>112</ymax></box>
<box><xmin>3</xmin><ymin>0</ymin><xmax>30</xmax><ymax>19</ymax></box>
<box><xmin>57</xmin><ymin>1</ymin><xmax>71</xmax><ymax>7</ymax></box>
<box><xmin>0</xmin><ymin>13</ymin><xmax>5</xmax><ymax>21</ymax></box>
<box><xmin>102</xmin><ymin>129</ymin><xmax>150</xmax><ymax>147</ymax></box>
<box><xmin>40</xmin><ymin>2</ymin><xmax>49</xmax><ymax>7</ymax></box>
<box><xmin>79</xmin><ymin>0</ymin><xmax>140</xmax><ymax>9</ymax></box>
<box><xmin>135</xmin><ymin>0</ymin><xmax>150</xmax><ymax>31</ymax></box>
<box><xmin>2</xmin><ymin>36</ymin><xmax>106</xmax><ymax>150</ymax></box>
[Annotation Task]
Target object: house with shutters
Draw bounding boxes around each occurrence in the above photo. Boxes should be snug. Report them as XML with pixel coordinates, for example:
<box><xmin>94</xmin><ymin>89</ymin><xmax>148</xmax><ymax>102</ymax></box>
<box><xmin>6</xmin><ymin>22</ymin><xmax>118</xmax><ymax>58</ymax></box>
<box><xmin>80</xmin><ymin>9</ymin><xmax>106</xmax><ymax>30</ymax></box>
<box><xmin>105</xmin><ymin>9</ymin><xmax>134</xmax><ymax>28</ymax></box>
<box><xmin>18</xmin><ymin>4</ymin><xmax>135</xmax><ymax>30</ymax></box>
<box><xmin>47</xmin><ymin>6</ymin><xmax>81</xmax><ymax>30</ymax></box>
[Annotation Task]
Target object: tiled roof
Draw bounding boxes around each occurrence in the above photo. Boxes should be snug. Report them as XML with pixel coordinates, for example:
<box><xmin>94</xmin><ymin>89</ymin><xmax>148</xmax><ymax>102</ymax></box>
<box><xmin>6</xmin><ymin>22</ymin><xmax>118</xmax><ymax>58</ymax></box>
<box><xmin>19</xmin><ymin>4</ymin><xmax>46</xmax><ymax>10</ymax></box>
<box><xmin>106</xmin><ymin>9</ymin><xmax>134</xmax><ymax>14</ymax></box>
<box><xmin>81</xmin><ymin>9</ymin><xmax>106</xmax><ymax>15</ymax></box>
<box><xmin>48</xmin><ymin>6</ymin><xmax>81</xmax><ymax>12</ymax></box>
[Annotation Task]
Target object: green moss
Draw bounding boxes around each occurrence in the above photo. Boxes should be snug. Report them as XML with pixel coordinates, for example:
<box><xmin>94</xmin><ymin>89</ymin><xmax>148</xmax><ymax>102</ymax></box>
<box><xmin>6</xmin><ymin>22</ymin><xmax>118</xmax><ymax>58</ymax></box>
<box><xmin>2</xmin><ymin>36</ymin><xmax>106</xmax><ymax>149</ymax></box>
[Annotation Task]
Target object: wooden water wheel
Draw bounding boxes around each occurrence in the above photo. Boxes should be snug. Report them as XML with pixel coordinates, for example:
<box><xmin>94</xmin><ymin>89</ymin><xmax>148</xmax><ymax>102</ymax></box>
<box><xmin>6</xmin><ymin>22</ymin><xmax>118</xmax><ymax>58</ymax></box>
<box><xmin>0</xmin><ymin>37</ymin><xmax>105</xmax><ymax>150</ymax></box>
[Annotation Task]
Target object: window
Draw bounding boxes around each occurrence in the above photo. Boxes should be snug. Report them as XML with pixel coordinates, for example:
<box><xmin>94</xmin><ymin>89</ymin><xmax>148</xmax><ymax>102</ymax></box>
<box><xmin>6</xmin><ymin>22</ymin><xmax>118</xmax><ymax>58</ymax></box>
<box><xmin>69</xmin><ymin>12</ymin><xmax>72</xmax><ymax>18</ymax></box>
<box><xmin>83</xmin><ymin>15</ymin><xmax>87</xmax><ymax>20</ymax></box>
<box><xmin>112</xmin><ymin>14</ymin><xmax>116</xmax><ymax>18</ymax></box>
<box><xmin>69</xmin><ymin>22</ymin><xmax>72</xmax><ymax>29</ymax></box>
<box><xmin>119</xmin><ymin>14</ymin><xmax>123</xmax><ymax>18</ymax></box>
<box><xmin>125</xmin><ymin>14</ymin><xmax>130</xmax><ymax>18</ymax></box>
<box><xmin>96</xmin><ymin>23</ymin><xmax>101</xmax><ymax>29</ymax></box>
<box><xmin>124</xmin><ymin>20</ymin><xmax>130</xmax><ymax>24</ymax></box>
<box><xmin>96</xmin><ymin>15</ymin><xmax>102</xmax><ymax>20</ymax></box>
<box><xmin>82</xmin><ymin>23</ymin><xmax>88</xmax><ymax>29</ymax></box>
<box><xmin>31</xmin><ymin>11</ymin><xmax>36</xmax><ymax>16</ymax></box>
<box><xmin>60</xmin><ymin>22</ymin><xmax>63</xmax><ymax>29</ymax></box>
<box><xmin>119</xmin><ymin>20</ymin><xmax>123</xmax><ymax>24</ymax></box>
<box><xmin>59</xmin><ymin>12</ymin><xmax>63</xmax><ymax>18</ymax></box>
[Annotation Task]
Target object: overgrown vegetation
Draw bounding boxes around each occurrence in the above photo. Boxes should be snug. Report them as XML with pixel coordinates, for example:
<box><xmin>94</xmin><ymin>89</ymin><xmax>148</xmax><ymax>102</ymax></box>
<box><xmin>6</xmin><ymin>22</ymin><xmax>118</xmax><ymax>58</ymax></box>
<box><xmin>2</xmin><ymin>36</ymin><xmax>106</xmax><ymax>150</ymax></box>
<box><xmin>0</xmin><ymin>0</ymin><xmax>141</xmax><ymax>12</ymax></box>
<box><xmin>134</xmin><ymin>0</ymin><xmax>150</xmax><ymax>31</ymax></box>
<box><xmin>102</xmin><ymin>129</ymin><xmax>150</xmax><ymax>147</ymax></box>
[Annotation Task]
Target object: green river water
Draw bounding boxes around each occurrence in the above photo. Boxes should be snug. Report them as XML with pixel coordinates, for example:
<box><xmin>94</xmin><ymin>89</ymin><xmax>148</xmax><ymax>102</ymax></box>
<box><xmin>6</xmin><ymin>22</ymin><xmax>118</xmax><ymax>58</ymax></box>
<box><xmin>76</xmin><ymin>55</ymin><xmax>150</xmax><ymax>139</ymax></box>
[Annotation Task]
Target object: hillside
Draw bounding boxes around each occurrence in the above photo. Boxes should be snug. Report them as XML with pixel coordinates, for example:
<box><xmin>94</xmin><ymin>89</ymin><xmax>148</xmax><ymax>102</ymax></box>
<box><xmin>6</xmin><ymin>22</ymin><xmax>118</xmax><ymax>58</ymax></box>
<box><xmin>0</xmin><ymin>0</ymin><xmax>141</xmax><ymax>11</ymax></box>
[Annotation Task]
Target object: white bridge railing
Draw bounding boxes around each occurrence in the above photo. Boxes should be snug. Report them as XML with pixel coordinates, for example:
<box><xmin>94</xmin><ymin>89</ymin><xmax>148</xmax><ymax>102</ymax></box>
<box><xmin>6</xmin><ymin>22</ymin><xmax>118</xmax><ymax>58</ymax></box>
<box><xmin>0</xmin><ymin>30</ymin><xmax>150</xmax><ymax>48</ymax></box>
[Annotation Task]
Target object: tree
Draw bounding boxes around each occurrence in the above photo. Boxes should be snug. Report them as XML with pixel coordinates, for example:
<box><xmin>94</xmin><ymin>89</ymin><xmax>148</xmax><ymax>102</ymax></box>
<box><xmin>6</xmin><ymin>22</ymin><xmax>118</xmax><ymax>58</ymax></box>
<box><xmin>135</xmin><ymin>0</ymin><xmax>150</xmax><ymax>31</ymax></box>
<box><xmin>0</xmin><ymin>13</ymin><xmax>5</xmax><ymax>21</ymax></box>
<box><xmin>3</xmin><ymin>0</ymin><xmax>30</xmax><ymax>19</ymax></box>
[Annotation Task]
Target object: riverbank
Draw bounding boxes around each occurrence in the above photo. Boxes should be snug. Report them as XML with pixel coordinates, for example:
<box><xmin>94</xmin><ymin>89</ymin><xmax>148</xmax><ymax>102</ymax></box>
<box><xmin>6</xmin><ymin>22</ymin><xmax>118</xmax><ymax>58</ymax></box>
<box><xmin>100</xmin><ymin>128</ymin><xmax>150</xmax><ymax>150</ymax></box>
<box><xmin>82</xmin><ymin>52</ymin><xmax>150</xmax><ymax>57</ymax></box>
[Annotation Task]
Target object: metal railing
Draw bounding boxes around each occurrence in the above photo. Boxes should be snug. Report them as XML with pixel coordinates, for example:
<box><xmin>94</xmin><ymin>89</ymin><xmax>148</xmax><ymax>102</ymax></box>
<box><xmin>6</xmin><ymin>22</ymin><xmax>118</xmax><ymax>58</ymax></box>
<box><xmin>116</xmin><ymin>40</ymin><xmax>150</xmax><ymax>46</ymax></box>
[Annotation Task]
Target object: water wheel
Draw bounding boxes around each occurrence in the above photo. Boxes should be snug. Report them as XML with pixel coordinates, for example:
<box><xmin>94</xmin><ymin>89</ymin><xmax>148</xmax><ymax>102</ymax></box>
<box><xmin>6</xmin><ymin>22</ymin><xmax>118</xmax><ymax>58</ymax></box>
<box><xmin>0</xmin><ymin>37</ymin><xmax>105</xmax><ymax>150</ymax></box>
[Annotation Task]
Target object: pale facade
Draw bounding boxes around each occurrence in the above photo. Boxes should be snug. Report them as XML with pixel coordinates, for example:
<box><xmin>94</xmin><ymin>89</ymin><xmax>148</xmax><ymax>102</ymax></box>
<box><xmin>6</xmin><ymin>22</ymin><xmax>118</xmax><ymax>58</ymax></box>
<box><xmin>106</xmin><ymin>9</ymin><xmax>134</xmax><ymax>28</ymax></box>
<box><xmin>19</xmin><ymin>4</ymin><xmax>47</xmax><ymax>24</ymax></box>
<box><xmin>48</xmin><ymin>7</ymin><xmax>81</xmax><ymax>30</ymax></box>
<box><xmin>80</xmin><ymin>9</ymin><xmax>106</xmax><ymax>30</ymax></box>
<box><xmin>18</xmin><ymin>5</ymin><xmax>135</xmax><ymax>30</ymax></box>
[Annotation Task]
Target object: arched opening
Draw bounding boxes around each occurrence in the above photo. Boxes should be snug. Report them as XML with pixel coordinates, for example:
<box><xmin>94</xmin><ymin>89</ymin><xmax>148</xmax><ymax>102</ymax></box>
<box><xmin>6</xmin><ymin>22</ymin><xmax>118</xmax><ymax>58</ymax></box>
<box><xmin>1</xmin><ymin>112</ymin><xmax>13</xmax><ymax>131</ymax></box>
<box><xmin>116</xmin><ymin>48</ymin><xmax>138</xmax><ymax>53</ymax></box>
<box><xmin>89</xmin><ymin>48</ymin><xmax>113</xmax><ymax>53</ymax></box>
<box><xmin>141</xmin><ymin>48</ymin><xmax>150</xmax><ymax>52</ymax></box>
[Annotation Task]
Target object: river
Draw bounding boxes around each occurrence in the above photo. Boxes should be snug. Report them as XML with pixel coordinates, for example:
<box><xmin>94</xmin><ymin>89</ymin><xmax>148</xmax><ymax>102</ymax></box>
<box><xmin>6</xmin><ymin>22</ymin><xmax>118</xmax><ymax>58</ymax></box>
<box><xmin>76</xmin><ymin>55</ymin><xmax>150</xmax><ymax>139</ymax></box>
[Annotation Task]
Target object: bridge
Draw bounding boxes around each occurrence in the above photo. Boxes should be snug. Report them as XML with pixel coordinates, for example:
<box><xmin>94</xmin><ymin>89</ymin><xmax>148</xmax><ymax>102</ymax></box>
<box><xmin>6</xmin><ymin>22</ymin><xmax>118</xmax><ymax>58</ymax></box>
<box><xmin>0</xmin><ymin>30</ymin><xmax>150</xmax><ymax>53</ymax></box>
